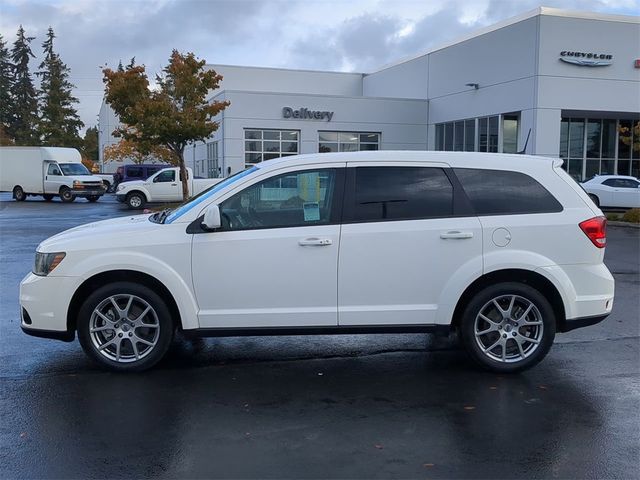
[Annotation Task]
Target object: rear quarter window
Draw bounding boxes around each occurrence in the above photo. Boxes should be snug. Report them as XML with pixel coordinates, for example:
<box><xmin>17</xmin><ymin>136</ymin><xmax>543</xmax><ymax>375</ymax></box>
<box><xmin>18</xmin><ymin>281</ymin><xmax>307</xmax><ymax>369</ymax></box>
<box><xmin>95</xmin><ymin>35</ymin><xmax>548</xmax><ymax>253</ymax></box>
<box><xmin>454</xmin><ymin>168</ymin><xmax>562</xmax><ymax>215</ymax></box>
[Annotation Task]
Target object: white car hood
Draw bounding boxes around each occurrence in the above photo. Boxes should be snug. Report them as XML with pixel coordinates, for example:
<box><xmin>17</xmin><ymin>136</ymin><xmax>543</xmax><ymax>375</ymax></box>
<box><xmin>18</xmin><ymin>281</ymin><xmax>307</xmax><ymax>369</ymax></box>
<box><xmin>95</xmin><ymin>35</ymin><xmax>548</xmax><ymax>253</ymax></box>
<box><xmin>38</xmin><ymin>214</ymin><xmax>158</xmax><ymax>252</ymax></box>
<box><xmin>68</xmin><ymin>174</ymin><xmax>104</xmax><ymax>182</ymax></box>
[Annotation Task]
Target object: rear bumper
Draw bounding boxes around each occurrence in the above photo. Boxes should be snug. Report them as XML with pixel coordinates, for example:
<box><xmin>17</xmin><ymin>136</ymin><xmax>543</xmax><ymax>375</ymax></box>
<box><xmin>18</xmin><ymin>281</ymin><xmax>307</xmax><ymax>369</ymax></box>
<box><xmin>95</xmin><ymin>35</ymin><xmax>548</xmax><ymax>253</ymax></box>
<box><xmin>558</xmin><ymin>313</ymin><xmax>609</xmax><ymax>333</ymax></box>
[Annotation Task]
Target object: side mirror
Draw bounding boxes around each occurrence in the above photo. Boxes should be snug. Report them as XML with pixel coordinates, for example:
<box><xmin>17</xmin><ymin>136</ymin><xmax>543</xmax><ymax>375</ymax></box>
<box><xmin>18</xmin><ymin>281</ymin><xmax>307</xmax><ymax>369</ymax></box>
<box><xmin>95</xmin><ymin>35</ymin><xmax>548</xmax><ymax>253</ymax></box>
<box><xmin>201</xmin><ymin>204</ymin><xmax>221</xmax><ymax>231</ymax></box>
<box><xmin>152</xmin><ymin>176</ymin><xmax>160</xmax><ymax>183</ymax></box>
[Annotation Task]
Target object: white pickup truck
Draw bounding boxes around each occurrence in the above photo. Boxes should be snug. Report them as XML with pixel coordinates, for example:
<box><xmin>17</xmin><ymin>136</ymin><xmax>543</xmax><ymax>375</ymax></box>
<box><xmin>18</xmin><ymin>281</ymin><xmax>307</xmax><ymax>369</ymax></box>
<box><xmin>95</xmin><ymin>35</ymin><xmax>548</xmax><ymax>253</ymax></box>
<box><xmin>115</xmin><ymin>166</ymin><xmax>222</xmax><ymax>209</ymax></box>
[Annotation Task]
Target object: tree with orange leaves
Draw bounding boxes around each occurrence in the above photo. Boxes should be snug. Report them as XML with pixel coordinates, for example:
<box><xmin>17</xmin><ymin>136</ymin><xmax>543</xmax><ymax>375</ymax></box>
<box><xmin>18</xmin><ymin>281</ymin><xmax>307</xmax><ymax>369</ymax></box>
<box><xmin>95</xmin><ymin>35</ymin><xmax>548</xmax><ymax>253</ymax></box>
<box><xmin>102</xmin><ymin>51</ymin><xmax>229</xmax><ymax>200</ymax></box>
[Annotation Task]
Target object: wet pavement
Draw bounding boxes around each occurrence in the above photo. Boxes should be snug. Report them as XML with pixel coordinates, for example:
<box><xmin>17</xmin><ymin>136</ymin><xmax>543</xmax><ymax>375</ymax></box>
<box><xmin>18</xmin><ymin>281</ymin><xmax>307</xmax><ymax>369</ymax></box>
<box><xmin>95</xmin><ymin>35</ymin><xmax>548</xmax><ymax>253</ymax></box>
<box><xmin>1</xmin><ymin>193</ymin><xmax>639</xmax><ymax>479</ymax></box>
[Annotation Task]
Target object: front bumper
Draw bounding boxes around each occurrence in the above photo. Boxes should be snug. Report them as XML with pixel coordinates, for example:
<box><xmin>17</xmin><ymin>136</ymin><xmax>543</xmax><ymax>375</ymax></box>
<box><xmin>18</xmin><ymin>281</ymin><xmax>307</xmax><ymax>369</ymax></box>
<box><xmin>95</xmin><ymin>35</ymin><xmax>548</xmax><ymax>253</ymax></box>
<box><xmin>71</xmin><ymin>188</ymin><xmax>105</xmax><ymax>198</ymax></box>
<box><xmin>20</xmin><ymin>272</ymin><xmax>77</xmax><ymax>340</ymax></box>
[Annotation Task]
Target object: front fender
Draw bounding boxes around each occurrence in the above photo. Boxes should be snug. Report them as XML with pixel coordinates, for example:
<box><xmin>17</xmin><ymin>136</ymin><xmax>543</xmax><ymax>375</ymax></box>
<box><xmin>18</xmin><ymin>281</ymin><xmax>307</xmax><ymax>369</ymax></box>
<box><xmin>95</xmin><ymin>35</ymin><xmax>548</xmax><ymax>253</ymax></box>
<box><xmin>61</xmin><ymin>250</ymin><xmax>199</xmax><ymax>330</ymax></box>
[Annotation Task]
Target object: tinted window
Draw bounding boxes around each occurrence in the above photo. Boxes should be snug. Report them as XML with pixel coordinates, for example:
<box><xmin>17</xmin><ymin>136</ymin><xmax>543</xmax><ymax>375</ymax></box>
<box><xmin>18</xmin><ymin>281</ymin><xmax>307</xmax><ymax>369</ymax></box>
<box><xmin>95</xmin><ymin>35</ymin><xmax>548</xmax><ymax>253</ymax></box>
<box><xmin>603</xmin><ymin>178</ymin><xmax>639</xmax><ymax>188</ymax></box>
<box><xmin>454</xmin><ymin>168</ymin><xmax>562</xmax><ymax>215</ymax></box>
<box><xmin>146</xmin><ymin>166</ymin><xmax>162</xmax><ymax>176</ymax></box>
<box><xmin>220</xmin><ymin>169</ymin><xmax>338</xmax><ymax>230</ymax></box>
<box><xmin>47</xmin><ymin>164</ymin><xmax>61</xmax><ymax>175</ymax></box>
<box><xmin>155</xmin><ymin>170</ymin><xmax>175</xmax><ymax>182</ymax></box>
<box><xmin>351</xmin><ymin>167</ymin><xmax>453</xmax><ymax>222</ymax></box>
<box><xmin>126</xmin><ymin>167</ymin><xmax>143</xmax><ymax>178</ymax></box>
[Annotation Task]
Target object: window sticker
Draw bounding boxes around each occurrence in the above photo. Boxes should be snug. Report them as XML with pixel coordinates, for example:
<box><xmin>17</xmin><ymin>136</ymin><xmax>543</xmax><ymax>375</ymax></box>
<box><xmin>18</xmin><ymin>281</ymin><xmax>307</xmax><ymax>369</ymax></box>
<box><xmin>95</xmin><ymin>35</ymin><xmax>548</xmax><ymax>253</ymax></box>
<box><xmin>303</xmin><ymin>202</ymin><xmax>320</xmax><ymax>222</ymax></box>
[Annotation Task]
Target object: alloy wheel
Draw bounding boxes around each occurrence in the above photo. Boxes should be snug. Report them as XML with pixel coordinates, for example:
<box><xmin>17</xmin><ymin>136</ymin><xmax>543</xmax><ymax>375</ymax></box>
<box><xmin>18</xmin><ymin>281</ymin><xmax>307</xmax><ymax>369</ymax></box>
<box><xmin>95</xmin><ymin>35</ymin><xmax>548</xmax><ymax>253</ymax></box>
<box><xmin>473</xmin><ymin>294</ymin><xmax>544</xmax><ymax>363</ymax></box>
<box><xmin>89</xmin><ymin>294</ymin><xmax>160</xmax><ymax>363</ymax></box>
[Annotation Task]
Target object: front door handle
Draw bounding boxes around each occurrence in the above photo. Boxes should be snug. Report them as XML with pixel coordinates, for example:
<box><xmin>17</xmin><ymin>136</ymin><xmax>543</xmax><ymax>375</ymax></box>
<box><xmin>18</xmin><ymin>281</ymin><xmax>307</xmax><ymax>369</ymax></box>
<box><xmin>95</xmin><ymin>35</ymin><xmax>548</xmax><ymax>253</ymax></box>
<box><xmin>171</xmin><ymin>183</ymin><xmax>177</xmax><ymax>186</ymax></box>
<box><xmin>440</xmin><ymin>231</ymin><xmax>473</xmax><ymax>239</ymax></box>
<box><xmin>298</xmin><ymin>237</ymin><xmax>332</xmax><ymax>246</ymax></box>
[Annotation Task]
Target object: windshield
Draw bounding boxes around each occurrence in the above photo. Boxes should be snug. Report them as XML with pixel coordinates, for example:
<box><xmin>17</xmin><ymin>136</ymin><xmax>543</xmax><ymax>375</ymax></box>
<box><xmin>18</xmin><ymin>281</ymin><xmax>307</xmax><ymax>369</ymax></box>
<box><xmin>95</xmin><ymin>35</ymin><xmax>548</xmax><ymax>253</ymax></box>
<box><xmin>58</xmin><ymin>163</ymin><xmax>91</xmax><ymax>176</ymax></box>
<box><xmin>163</xmin><ymin>167</ymin><xmax>258</xmax><ymax>224</ymax></box>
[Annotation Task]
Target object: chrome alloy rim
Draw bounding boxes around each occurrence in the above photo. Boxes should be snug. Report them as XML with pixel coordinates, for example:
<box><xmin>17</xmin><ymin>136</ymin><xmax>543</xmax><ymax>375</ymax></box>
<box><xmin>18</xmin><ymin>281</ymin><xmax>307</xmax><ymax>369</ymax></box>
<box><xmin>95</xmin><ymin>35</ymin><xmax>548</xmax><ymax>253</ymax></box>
<box><xmin>89</xmin><ymin>294</ymin><xmax>160</xmax><ymax>363</ymax></box>
<box><xmin>474</xmin><ymin>295</ymin><xmax>544</xmax><ymax>363</ymax></box>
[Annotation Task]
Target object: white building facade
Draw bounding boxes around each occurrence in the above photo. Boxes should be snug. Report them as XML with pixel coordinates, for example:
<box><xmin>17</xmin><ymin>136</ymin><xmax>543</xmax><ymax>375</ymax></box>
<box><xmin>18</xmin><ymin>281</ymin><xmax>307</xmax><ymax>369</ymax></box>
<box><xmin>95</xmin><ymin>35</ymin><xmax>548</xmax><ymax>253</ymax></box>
<box><xmin>100</xmin><ymin>7</ymin><xmax>640</xmax><ymax>180</ymax></box>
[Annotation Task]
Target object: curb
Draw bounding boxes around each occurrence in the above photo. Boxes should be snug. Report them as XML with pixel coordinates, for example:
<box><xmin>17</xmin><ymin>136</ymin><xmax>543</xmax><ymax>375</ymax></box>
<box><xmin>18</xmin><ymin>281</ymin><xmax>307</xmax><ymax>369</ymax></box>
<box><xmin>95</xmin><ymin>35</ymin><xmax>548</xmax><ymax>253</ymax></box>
<box><xmin>608</xmin><ymin>221</ymin><xmax>640</xmax><ymax>229</ymax></box>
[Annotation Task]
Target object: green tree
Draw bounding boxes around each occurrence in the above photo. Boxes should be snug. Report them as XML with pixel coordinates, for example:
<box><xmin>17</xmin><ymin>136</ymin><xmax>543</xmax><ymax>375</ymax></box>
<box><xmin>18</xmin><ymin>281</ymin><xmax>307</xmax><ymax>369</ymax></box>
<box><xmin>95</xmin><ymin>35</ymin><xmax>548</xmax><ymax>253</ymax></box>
<box><xmin>103</xmin><ymin>50</ymin><xmax>229</xmax><ymax>200</ymax></box>
<box><xmin>36</xmin><ymin>27</ymin><xmax>83</xmax><ymax>147</ymax></box>
<box><xmin>0</xmin><ymin>34</ymin><xmax>14</xmax><ymax>144</ymax></box>
<box><xmin>82</xmin><ymin>125</ymin><xmax>99</xmax><ymax>162</ymax></box>
<box><xmin>9</xmin><ymin>25</ymin><xmax>39</xmax><ymax>145</ymax></box>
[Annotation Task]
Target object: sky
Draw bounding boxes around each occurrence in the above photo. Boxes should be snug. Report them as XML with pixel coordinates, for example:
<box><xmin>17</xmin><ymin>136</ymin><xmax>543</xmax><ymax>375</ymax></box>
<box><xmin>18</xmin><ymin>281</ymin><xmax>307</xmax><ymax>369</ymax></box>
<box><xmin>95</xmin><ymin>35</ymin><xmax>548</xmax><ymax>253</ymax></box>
<box><xmin>0</xmin><ymin>0</ymin><xmax>638</xmax><ymax>133</ymax></box>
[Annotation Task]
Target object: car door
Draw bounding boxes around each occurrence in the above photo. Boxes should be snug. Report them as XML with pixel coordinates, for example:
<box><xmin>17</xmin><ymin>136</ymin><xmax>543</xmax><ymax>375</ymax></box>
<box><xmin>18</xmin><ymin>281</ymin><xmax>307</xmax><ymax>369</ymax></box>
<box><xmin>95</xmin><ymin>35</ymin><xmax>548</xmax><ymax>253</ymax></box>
<box><xmin>338</xmin><ymin>162</ymin><xmax>482</xmax><ymax>326</ymax></box>
<box><xmin>151</xmin><ymin>170</ymin><xmax>180</xmax><ymax>201</ymax></box>
<box><xmin>43</xmin><ymin>162</ymin><xmax>64</xmax><ymax>194</ymax></box>
<box><xmin>610</xmin><ymin>178</ymin><xmax>640</xmax><ymax>208</ymax></box>
<box><xmin>191</xmin><ymin>164</ymin><xmax>345</xmax><ymax>328</ymax></box>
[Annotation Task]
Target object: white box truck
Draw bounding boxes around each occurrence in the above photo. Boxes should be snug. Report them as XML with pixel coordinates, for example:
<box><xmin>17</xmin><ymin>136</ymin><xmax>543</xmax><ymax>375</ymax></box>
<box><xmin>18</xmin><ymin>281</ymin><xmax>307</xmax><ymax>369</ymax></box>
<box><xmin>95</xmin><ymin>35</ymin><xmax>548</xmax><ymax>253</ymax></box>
<box><xmin>0</xmin><ymin>146</ymin><xmax>106</xmax><ymax>202</ymax></box>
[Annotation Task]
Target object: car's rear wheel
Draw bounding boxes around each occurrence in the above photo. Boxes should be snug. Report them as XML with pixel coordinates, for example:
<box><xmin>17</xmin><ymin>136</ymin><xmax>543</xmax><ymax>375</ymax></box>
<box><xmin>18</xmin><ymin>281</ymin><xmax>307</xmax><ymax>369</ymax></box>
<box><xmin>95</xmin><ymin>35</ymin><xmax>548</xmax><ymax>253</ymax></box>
<box><xmin>77</xmin><ymin>282</ymin><xmax>174</xmax><ymax>372</ymax></box>
<box><xmin>60</xmin><ymin>187</ymin><xmax>76</xmax><ymax>203</ymax></box>
<box><xmin>43</xmin><ymin>194</ymin><xmax>54</xmax><ymax>201</ymax></box>
<box><xmin>87</xmin><ymin>195</ymin><xmax>100</xmax><ymax>202</ymax></box>
<box><xmin>588</xmin><ymin>194</ymin><xmax>600</xmax><ymax>207</ymax></box>
<box><xmin>126</xmin><ymin>192</ymin><xmax>146</xmax><ymax>209</ymax></box>
<box><xmin>459</xmin><ymin>282</ymin><xmax>555</xmax><ymax>373</ymax></box>
<box><xmin>13</xmin><ymin>186</ymin><xmax>26</xmax><ymax>201</ymax></box>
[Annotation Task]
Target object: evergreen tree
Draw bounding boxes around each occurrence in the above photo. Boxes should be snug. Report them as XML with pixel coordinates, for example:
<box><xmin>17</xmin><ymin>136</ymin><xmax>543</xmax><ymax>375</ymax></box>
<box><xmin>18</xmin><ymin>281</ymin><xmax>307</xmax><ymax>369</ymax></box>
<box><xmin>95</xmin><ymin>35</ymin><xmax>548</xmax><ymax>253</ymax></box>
<box><xmin>9</xmin><ymin>25</ymin><xmax>39</xmax><ymax>145</ymax></box>
<box><xmin>0</xmin><ymin>34</ymin><xmax>14</xmax><ymax>144</ymax></box>
<box><xmin>82</xmin><ymin>126</ymin><xmax>99</xmax><ymax>162</ymax></box>
<box><xmin>37</xmin><ymin>27</ymin><xmax>83</xmax><ymax>147</ymax></box>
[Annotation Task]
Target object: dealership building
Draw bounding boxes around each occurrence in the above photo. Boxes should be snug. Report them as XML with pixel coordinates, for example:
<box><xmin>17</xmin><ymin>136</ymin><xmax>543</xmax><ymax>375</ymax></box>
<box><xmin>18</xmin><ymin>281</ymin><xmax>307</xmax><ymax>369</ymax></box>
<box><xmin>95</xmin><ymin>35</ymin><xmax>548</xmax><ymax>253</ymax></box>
<box><xmin>98</xmin><ymin>7</ymin><xmax>640</xmax><ymax>180</ymax></box>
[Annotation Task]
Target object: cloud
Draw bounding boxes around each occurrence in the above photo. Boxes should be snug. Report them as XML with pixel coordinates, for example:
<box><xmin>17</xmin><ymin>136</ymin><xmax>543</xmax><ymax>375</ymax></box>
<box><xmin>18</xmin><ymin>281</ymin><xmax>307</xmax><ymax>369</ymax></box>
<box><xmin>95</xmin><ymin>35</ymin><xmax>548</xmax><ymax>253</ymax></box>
<box><xmin>0</xmin><ymin>0</ymin><xmax>636</xmax><ymax>132</ymax></box>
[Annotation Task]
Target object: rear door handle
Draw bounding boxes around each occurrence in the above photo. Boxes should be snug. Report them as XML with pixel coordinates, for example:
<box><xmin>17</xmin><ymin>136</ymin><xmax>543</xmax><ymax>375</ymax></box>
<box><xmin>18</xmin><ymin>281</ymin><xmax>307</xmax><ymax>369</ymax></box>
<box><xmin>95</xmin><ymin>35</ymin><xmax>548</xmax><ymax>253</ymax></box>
<box><xmin>440</xmin><ymin>231</ymin><xmax>473</xmax><ymax>239</ymax></box>
<box><xmin>298</xmin><ymin>237</ymin><xmax>332</xmax><ymax>246</ymax></box>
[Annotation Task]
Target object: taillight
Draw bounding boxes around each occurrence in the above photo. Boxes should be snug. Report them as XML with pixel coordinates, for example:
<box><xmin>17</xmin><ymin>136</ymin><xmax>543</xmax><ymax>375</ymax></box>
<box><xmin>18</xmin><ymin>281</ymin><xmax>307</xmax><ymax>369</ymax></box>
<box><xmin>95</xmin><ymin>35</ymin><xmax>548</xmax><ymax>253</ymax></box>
<box><xmin>579</xmin><ymin>216</ymin><xmax>607</xmax><ymax>248</ymax></box>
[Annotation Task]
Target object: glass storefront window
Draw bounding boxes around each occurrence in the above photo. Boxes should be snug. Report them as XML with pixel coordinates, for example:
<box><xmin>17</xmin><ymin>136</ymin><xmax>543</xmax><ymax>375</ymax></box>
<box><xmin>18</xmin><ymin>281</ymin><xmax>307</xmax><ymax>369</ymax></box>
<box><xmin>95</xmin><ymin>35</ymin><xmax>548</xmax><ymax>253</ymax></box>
<box><xmin>586</xmin><ymin>119</ymin><xmax>601</xmax><ymax>158</ymax></box>
<box><xmin>244</xmin><ymin>129</ymin><xmax>299</xmax><ymax>168</ymax></box>
<box><xmin>318</xmin><ymin>131</ymin><xmax>380</xmax><ymax>153</ymax></box>
<box><xmin>444</xmin><ymin>123</ymin><xmax>453</xmax><ymax>151</ymax></box>
<box><xmin>560</xmin><ymin>119</ymin><xmax>569</xmax><ymax>158</ymax></box>
<box><xmin>503</xmin><ymin>115</ymin><xmax>518</xmax><ymax>154</ymax></box>
<box><xmin>478</xmin><ymin>118</ymin><xmax>488</xmax><ymax>152</ymax></box>
<box><xmin>464</xmin><ymin>119</ymin><xmax>475</xmax><ymax>152</ymax></box>
<box><xmin>488</xmin><ymin>116</ymin><xmax>499</xmax><ymax>153</ymax></box>
<box><xmin>569</xmin><ymin>119</ymin><xmax>584</xmax><ymax>159</ymax></box>
<box><xmin>435</xmin><ymin>124</ymin><xmax>444</xmax><ymax>151</ymax></box>
<box><xmin>454</xmin><ymin>121</ymin><xmax>464</xmax><ymax>151</ymax></box>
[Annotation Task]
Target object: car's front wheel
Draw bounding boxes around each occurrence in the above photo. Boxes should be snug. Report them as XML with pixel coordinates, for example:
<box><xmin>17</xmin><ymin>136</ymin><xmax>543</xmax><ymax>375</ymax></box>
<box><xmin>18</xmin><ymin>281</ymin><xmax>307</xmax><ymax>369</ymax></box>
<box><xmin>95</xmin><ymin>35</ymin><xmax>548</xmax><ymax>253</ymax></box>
<box><xmin>459</xmin><ymin>282</ymin><xmax>555</xmax><ymax>373</ymax></box>
<box><xmin>126</xmin><ymin>192</ymin><xmax>146</xmax><ymax>209</ymax></box>
<box><xmin>77</xmin><ymin>282</ymin><xmax>174</xmax><ymax>371</ymax></box>
<box><xmin>60</xmin><ymin>187</ymin><xmax>76</xmax><ymax>203</ymax></box>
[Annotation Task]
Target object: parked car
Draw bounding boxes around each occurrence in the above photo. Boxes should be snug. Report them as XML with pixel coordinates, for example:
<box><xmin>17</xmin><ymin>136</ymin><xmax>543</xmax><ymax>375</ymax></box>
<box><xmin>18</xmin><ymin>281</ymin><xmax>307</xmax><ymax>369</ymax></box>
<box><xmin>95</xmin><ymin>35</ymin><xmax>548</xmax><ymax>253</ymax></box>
<box><xmin>115</xmin><ymin>166</ymin><xmax>222</xmax><ymax>209</ymax></box>
<box><xmin>0</xmin><ymin>146</ymin><xmax>106</xmax><ymax>202</ymax></box>
<box><xmin>581</xmin><ymin>175</ymin><xmax>640</xmax><ymax>208</ymax></box>
<box><xmin>20</xmin><ymin>151</ymin><xmax>614</xmax><ymax>372</ymax></box>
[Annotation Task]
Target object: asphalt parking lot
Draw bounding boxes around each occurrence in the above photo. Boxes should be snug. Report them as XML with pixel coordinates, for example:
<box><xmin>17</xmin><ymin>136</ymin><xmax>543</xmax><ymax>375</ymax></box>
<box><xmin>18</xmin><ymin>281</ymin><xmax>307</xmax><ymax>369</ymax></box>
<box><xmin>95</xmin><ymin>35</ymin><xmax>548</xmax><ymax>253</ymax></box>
<box><xmin>0</xmin><ymin>193</ymin><xmax>638</xmax><ymax>479</ymax></box>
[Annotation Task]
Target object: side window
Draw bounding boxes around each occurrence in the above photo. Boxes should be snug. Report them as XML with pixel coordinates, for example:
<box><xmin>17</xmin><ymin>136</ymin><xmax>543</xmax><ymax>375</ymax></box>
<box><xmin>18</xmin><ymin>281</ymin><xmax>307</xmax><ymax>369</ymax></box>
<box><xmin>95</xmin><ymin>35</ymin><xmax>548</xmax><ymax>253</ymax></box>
<box><xmin>155</xmin><ymin>170</ymin><xmax>175</xmax><ymax>183</ymax></box>
<box><xmin>454</xmin><ymin>168</ymin><xmax>563</xmax><ymax>215</ymax></box>
<box><xmin>220</xmin><ymin>169</ymin><xmax>339</xmax><ymax>230</ymax></box>
<box><xmin>127</xmin><ymin>167</ymin><xmax>143</xmax><ymax>178</ymax></box>
<box><xmin>349</xmin><ymin>166</ymin><xmax>453</xmax><ymax>222</ymax></box>
<box><xmin>47</xmin><ymin>164</ymin><xmax>61</xmax><ymax>175</ymax></box>
<box><xmin>612</xmin><ymin>179</ymin><xmax>640</xmax><ymax>189</ymax></box>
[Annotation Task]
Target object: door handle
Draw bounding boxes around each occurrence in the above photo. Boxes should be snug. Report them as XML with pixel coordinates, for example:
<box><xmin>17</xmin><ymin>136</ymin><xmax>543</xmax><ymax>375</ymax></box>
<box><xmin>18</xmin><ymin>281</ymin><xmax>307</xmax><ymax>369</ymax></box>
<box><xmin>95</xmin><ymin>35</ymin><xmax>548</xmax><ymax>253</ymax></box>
<box><xmin>298</xmin><ymin>237</ymin><xmax>332</xmax><ymax>246</ymax></box>
<box><xmin>171</xmin><ymin>183</ymin><xmax>177</xmax><ymax>186</ymax></box>
<box><xmin>440</xmin><ymin>231</ymin><xmax>473</xmax><ymax>239</ymax></box>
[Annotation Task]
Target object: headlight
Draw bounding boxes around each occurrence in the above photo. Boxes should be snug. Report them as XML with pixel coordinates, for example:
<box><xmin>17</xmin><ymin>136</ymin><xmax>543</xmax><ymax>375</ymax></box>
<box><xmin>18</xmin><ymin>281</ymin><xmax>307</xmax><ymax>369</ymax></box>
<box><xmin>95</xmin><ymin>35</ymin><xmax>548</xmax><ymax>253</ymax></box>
<box><xmin>34</xmin><ymin>252</ymin><xmax>66</xmax><ymax>276</ymax></box>
<box><xmin>117</xmin><ymin>184</ymin><xmax>126</xmax><ymax>191</ymax></box>
<box><xmin>73</xmin><ymin>180</ymin><xmax>82</xmax><ymax>187</ymax></box>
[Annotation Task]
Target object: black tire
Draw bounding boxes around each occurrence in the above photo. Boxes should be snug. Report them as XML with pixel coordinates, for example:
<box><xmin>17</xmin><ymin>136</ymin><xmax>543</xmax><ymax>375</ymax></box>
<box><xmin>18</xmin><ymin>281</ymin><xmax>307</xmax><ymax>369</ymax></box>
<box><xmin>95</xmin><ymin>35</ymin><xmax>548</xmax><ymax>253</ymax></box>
<box><xmin>77</xmin><ymin>282</ymin><xmax>175</xmax><ymax>372</ymax></box>
<box><xmin>43</xmin><ymin>194</ymin><xmax>54</xmax><ymax>201</ymax></box>
<box><xmin>13</xmin><ymin>186</ymin><xmax>26</xmax><ymax>201</ymax></box>
<box><xmin>87</xmin><ymin>195</ymin><xmax>100</xmax><ymax>202</ymax></box>
<box><xmin>60</xmin><ymin>187</ymin><xmax>76</xmax><ymax>203</ymax></box>
<box><xmin>126</xmin><ymin>191</ymin><xmax>146</xmax><ymax>209</ymax></box>
<box><xmin>459</xmin><ymin>282</ymin><xmax>556</xmax><ymax>373</ymax></box>
<box><xmin>102</xmin><ymin>180</ymin><xmax>112</xmax><ymax>192</ymax></box>
<box><xmin>588</xmin><ymin>194</ymin><xmax>600</xmax><ymax>207</ymax></box>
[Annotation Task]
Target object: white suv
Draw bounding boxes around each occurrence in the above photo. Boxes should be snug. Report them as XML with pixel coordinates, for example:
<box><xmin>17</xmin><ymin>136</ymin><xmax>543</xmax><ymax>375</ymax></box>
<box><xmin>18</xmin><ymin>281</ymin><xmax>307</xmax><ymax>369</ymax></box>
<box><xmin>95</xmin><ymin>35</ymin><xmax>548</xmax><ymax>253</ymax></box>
<box><xmin>20</xmin><ymin>152</ymin><xmax>614</xmax><ymax>372</ymax></box>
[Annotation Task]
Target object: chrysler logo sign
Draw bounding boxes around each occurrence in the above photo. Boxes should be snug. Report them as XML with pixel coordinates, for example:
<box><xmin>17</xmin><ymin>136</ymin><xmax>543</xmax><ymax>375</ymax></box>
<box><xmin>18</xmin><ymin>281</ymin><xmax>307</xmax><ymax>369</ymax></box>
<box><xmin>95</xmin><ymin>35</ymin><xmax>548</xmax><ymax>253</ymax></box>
<box><xmin>559</xmin><ymin>51</ymin><xmax>613</xmax><ymax>67</ymax></box>
<box><xmin>283</xmin><ymin>107</ymin><xmax>334</xmax><ymax>121</ymax></box>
